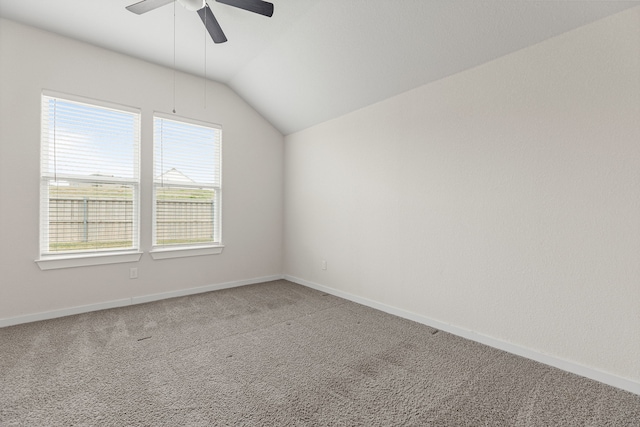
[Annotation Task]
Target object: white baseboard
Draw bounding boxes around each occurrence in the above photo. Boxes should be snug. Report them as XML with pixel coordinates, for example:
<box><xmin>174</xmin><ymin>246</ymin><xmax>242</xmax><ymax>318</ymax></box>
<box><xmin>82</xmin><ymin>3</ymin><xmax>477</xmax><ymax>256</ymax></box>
<box><xmin>0</xmin><ymin>275</ymin><xmax>284</xmax><ymax>329</ymax></box>
<box><xmin>284</xmin><ymin>275</ymin><xmax>640</xmax><ymax>396</ymax></box>
<box><xmin>3</xmin><ymin>273</ymin><xmax>637</xmax><ymax>396</ymax></box>
<box><xmin>131</xmin><ymin>275</ymin><xmax>284</xmax><ymax>305</ymax></box>
<box><xmin>0</xmin><ymin>298</ymin><xmax>132</xmax><ymax>328</ymax></box>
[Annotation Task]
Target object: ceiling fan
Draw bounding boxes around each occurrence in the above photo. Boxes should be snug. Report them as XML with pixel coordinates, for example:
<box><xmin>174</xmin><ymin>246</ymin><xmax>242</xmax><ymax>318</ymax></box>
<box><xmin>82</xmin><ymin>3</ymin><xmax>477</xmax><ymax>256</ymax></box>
<box><xmin>126</xmin><ymin>0</ymin><xmax>274</xmax><ymax>44</ymax></box>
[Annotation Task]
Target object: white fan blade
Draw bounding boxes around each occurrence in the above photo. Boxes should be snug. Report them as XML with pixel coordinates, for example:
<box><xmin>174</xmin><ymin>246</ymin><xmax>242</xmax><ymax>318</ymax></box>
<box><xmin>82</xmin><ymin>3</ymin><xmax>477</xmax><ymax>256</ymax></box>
<box><xmin>126</xmin><ymin>0</ymin><xmax>175</xmax><ymax>15</ymax></box>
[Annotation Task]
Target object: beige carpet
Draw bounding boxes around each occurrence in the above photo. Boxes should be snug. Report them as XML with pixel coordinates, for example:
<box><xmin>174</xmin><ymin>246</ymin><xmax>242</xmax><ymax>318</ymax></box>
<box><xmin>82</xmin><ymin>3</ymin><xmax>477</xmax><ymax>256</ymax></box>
<box><xmin>1</xmin><ymin>280</ymin><xmax>638</xmax><ymax>426</ymax></box>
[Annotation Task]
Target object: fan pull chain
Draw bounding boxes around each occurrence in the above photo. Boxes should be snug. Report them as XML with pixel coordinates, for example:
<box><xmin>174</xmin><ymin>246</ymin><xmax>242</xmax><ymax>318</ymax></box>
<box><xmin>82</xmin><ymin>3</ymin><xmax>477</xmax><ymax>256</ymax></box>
<box><xmin>52</xmin><ymin>100</ymin><xmax>58</xmax><ymax>184</ymax></box>
<box><xmin>204</xmin><ymin>5</ymin><xmax>207</xmax><ymax>109</ymax></box>
<box><xmin>172</xmin><ymin>0</ymin><xmax>177</xmax><ymax>113</ymax></box>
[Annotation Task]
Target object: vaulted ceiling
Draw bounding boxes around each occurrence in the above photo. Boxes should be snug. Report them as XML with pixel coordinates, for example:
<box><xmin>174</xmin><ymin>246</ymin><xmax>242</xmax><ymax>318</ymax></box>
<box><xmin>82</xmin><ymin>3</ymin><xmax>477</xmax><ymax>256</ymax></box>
<box><xmin>1</xmin><ymin>0</ymin><xmax>638</xmax><ymax>134</ymax></box>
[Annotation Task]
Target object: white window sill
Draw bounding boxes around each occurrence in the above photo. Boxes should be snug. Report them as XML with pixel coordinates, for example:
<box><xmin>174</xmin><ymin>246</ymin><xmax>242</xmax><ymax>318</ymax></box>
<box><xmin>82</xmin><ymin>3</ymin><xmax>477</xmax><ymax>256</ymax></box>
<box><xmin>150</xmin><ymin>245</ymin><xmax>224</xmax><ymax>260</ymax></box>
<box><xmin>36</xmin><ymin>251</ymin><xmax>143</xmax><ymax>270</ymax></box>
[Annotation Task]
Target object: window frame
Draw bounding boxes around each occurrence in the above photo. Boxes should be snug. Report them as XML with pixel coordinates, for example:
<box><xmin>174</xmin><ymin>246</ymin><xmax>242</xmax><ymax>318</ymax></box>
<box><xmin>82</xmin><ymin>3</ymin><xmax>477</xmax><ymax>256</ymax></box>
<box><xmin>150</xmin><ymin>112</ymin><xmax>224</xmax><ymax>260</ymax></box>
<box><xmin>36</xmin><ymin>91</ymin><xmax>142</xmax><ymax>270</ymax></box>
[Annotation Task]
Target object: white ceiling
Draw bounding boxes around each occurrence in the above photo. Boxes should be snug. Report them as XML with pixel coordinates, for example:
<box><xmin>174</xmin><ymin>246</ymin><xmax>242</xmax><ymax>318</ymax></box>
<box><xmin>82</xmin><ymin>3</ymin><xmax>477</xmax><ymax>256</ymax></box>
<box><xmin>1</xmin><ymin>0</ymin><xmax>638</xmax><ymax>135</ymax></box>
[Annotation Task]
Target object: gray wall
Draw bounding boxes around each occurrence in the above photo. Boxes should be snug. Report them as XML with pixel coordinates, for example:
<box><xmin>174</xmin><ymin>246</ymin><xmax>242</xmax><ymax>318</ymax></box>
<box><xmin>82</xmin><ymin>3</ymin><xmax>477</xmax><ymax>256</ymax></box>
<box><xmin>0</xmin><ymin>19</ymin><xmax>284</xmax><ymax>319</ymax></box>
<box><xmin>284</xmin><ymin>8</ymin><xmax>640</xmax><ymax>384</ymax></box>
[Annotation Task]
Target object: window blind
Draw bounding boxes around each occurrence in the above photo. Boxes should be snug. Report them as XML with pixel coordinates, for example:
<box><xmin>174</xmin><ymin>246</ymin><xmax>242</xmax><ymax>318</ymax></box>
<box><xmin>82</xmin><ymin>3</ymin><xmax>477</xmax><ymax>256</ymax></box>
<box><xmin>40</xmin><ymin>94</ymin><xmax>140</xmax><ymax>255</ymax></box>
<box><xmin>153</xmin><ymin>114</ymin><xmax>222</xmax><ymax>247</ymax></box>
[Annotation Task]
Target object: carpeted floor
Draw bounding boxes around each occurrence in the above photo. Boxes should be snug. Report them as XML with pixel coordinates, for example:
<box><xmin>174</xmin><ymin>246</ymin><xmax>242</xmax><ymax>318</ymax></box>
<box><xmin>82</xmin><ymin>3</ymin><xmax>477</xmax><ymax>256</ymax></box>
<box><xmin>1</xmin><ymin>279</ymin><xmax>638</xmax><ymax>426</ymax></box>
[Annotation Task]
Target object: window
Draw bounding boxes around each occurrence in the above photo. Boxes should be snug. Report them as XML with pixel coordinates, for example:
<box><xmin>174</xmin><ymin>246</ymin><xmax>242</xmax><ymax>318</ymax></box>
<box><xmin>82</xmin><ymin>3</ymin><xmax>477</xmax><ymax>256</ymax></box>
<box><xmin>152</xmin><ymin>114</ymin><xmax>222</xmax><ymax>256</ymax></box>
<box><xmin>39</xmin><ymin>93</ymin><xmax>141</xmax><ymax>266</ymax></box>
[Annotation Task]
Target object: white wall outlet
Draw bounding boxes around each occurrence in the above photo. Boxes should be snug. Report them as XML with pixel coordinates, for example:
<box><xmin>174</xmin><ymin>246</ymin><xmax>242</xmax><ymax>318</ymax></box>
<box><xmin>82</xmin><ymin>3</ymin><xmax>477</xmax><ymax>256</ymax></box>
<box><xmin>129</xmin><ymin>267</ymin><xmax>138</xmax><ymax>279</ymax></box>
<box><xmin>321</xmin><ymin>260</ymin><xmax>327</xmax><ymax>270</ymax></box>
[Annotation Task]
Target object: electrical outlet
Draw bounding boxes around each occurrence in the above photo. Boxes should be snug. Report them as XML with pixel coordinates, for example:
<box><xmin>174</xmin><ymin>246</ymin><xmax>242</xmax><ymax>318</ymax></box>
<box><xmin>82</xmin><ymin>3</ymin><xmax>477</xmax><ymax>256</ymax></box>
<box><xmin>321</xmin><ymin>260</ymin><xmax>327</xmax><ymax>270</ymax></box>
<box><xmin>130</xmin><ymin>267</ymin><xmax>138</xmax><ymax>279</ymax></box>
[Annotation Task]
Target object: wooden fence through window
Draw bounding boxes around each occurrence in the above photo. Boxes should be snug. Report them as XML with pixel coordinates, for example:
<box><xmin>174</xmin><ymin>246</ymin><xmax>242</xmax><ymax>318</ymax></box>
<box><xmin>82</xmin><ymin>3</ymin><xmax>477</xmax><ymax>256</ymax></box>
<box><xmin>48</xmin><ymin>198</ymin><xmax>214</xmax><ymax>248</ymax></box>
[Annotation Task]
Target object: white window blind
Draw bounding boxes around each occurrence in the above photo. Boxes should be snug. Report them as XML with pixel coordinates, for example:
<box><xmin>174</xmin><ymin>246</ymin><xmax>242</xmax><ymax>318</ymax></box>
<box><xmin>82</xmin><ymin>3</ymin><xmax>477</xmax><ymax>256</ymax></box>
<box><xmin>153</xmin><ymin>114</ymin><xmax>222</xmax><ymax>248</ymax></box>
<box><xmin>40</xmin><ymin>94</ymin><xmax>140</xmax><ymax>256</ymax></box>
